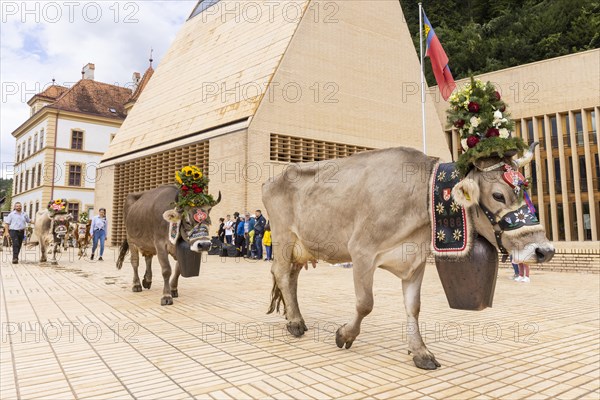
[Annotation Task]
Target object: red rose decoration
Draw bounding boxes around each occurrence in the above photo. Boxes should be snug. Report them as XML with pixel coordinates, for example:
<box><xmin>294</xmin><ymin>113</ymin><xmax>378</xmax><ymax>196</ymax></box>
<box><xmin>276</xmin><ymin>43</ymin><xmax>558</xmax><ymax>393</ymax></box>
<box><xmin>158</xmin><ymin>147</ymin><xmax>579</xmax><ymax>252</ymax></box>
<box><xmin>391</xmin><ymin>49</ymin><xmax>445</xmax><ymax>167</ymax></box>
<box><xmin>499</xmin><ymin>104</ymin><xmax>506</xmax><ymax>112</ymax></box>
<box><xmin>192</xmin><ymin>184</ymin><xmax>198</xmax><ymax>189</ymax></box>
<box><xmin>454</xmin><ymin>119</ymin><xmax>465</xmax><ymax>128</ymax></box>
<box><xmin>181</xmin><ymin>185</ymin><xmax>189</xmax><ymax>191</ymax></box>
<box><xmin>468</xmin><ymin>102</ymin><xmax>480</xmax><ymax>113</ymax></box>
<box><xmin>486</xmin><ymin>128</ymin><xmax>500</xmax><ymax>137</ymax></box>
<box><xmin>467</xmin><ymin>135</ymin><xmax>480</xmax><ymax>148</ymax></box>
<box><xmin>494</xmin><ymin>91</ymin><xmax>501</xmax><ymax>100</ymax></box>
<box><xmin>193</xmin><ymin>188</ymin><xmax>201</xmax><ymax>193</ymax></box>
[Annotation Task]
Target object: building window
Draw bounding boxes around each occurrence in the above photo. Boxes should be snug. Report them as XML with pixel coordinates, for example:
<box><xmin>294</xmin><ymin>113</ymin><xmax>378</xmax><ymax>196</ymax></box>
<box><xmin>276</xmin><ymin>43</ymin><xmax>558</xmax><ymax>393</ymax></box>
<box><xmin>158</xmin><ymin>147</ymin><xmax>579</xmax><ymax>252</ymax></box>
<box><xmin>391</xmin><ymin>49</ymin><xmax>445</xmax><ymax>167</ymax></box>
<box><xmin>29</xmin><ymin>202</ymin><xmax>33</xmax><ymax>220</ymax></box>
<box><xmin>550</xmin><ymin>116</ymin><xmax>558</xmax><ymax>148</ymax></box>
<box><xmin>27</xmin><ymin>138</ymin><xmax>32</xmax><ymax>156</ymax></box>
<box><xmin>595</xmin><ymin>154</ymin><xmax>600</xmax><ymax>191</ymax></box>
<box><xmin>564</xmin><ymin>114</ymin><xmax>571</xmax><ymax>146</ymax></box>
<box><xmin>68</xmin><ymin>165</ymin><xmax>82</xmax><ymax>186</ymax></box>
<box><xmin>14</xmin><ymin>175</ymin><xmax>19</xmax><ymax>194</ymax></box>
<box><xmin>68</xmin><ymin>202</ymin><xmax>80</xmax><ymax>221</ymax></box>
<box><xmin>40</xmin><ymin>129</ymin><xmax>44</xmax><ymax>149</ymax></box>
<box><xmin>33</xmin><ymin>134</ymin><xmax>38</xmax><ymax>153</ymax></box>
<box><xmin>37</xmin><ymin>164</ymin><xmax>42</xmax><ymax>186</ymax></box>
<box><xmin>21</xmin><ymin>145</ymin><xmax>25</xmax><ymax>161</ymax></box>
<box><xmin>24</xmin><ymin>170</ymin><xmax>28</xmax><ymax>191</ymax></box>
<box><xmin>71</xmin><ymin>130</ymin><xmax>84</xmax><ymax>150</ymax></box>
<box><xmin>589</xmin><ymin>110</ymin><xmax>597</xmax><ymax>145</ymax></box>
<box><xmin>579</xmin><ymin>156</ymin><xmax>587</xmax><ymax>191</ymax></box>
<box><xmin>35</xmin><ymin>201</ymin><xmax>39</xmax><ymax>216</ymax></box>
<box><xmin>16</xmin><ymin>145</ymin><xmax>20</xmax><ymax>162</ymax></box>
<box><xmin>554</xmin><ymin>159</ymin><xmax>561</xmax><ymax>193</ymax></box>
<box><xmin>31</xmin><ymin>168</ymin><xmax>35</xmax><ymax>189</ymax></box>
<box><xmin>575</xmin><ymin>112</ymin><xmax>584</xmax><ymax>145</ymax></box>
<box><xmin>23</xmin><ymin>203</ymin><xmax>27</xmax><ymax>215</ymax></box>
<box><xmin>527</xmin><ymin>119</ymin><xmax>534</xmax><ymax>144</ymax></box>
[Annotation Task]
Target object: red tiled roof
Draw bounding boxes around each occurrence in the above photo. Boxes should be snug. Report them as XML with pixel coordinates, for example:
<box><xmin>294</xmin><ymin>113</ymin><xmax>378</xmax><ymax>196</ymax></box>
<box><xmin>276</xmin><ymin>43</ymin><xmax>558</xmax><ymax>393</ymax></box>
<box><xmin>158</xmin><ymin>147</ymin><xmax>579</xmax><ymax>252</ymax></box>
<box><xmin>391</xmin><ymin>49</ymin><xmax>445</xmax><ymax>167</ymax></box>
<box><xmin>128</xmin><ymin>66</ymin><xmax>154</xmax><ymax>103</ymax></box>
<box><xmin>27</xmin><ymin>85</ymin><xmax>69</xmax><ymax>105</ymax></box>
<box><xmin>47</xmin><ymin>80</ymin><xmax>132</xmax><ymax>119</ymax></box>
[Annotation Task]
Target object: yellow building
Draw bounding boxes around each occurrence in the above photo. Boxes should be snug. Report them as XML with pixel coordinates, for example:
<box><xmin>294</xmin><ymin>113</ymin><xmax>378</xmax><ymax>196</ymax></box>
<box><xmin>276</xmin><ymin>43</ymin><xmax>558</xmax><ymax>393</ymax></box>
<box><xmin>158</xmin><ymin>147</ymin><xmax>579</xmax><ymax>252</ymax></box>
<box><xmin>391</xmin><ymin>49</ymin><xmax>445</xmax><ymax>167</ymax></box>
<box><xmin>96</xmin><ymin>0</ymin><xmax>451</xmax><ymax>245</ymax></box>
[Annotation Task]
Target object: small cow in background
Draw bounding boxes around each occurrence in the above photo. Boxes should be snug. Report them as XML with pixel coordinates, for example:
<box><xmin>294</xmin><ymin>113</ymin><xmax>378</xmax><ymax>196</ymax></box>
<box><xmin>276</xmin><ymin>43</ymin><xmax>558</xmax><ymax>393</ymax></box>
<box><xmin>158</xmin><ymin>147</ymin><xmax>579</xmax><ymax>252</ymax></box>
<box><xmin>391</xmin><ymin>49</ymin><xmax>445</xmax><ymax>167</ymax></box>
<box><xmin>74</xmin><ymin>221</ymin><xmax>92</xmax><ymax>258</ymax></box>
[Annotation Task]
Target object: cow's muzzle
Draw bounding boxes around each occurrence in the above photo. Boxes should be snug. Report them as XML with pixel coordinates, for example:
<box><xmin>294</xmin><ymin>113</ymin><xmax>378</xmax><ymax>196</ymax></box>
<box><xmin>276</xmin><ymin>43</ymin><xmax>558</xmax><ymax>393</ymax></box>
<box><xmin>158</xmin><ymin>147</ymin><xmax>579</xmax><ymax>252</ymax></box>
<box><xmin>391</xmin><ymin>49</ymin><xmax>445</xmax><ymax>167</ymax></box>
<box><xmin>190</xmin><ymin>239</ymin><xmax>211</xmax><ymax>253</ymax></box>
<box><xmin>535</xmin><ymin>245</ymin><xmax>555</xmax><ymax>263</ymax></box>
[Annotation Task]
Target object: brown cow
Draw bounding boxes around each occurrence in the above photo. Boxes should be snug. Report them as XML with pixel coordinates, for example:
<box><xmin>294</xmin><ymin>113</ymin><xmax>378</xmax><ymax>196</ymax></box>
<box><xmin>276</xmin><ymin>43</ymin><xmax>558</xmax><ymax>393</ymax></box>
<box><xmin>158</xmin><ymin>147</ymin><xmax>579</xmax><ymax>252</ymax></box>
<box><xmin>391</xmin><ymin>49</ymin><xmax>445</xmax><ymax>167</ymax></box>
<box><xmin>29</xmin><ymin>210</ymin><xmax>73</xmax><ymax>263</ymax></box>
<box><xmin>263</xmin><ymin>145</ymin><xmax>554</xmax><ymax>370</ymax></box>
<box><xmin>74</xmin><ymin>221</ymin><xmax>92</xmax><ymax>258</ymax></box>
<box><xmin>116</xmin><ymin>185</ymin><xmax>221</xmax><ymax>305</ymax></box>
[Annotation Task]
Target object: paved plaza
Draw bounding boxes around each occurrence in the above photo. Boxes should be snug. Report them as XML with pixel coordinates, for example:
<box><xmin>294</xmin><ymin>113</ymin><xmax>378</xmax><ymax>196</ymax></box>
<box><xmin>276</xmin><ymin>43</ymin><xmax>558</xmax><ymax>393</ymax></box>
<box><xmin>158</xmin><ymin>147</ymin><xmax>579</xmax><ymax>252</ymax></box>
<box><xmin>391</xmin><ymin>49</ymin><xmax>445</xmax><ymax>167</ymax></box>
<box><xmin>1</xmin><ymin>245</ymin><xmax>598</xmax><ymax>400</ymax></box>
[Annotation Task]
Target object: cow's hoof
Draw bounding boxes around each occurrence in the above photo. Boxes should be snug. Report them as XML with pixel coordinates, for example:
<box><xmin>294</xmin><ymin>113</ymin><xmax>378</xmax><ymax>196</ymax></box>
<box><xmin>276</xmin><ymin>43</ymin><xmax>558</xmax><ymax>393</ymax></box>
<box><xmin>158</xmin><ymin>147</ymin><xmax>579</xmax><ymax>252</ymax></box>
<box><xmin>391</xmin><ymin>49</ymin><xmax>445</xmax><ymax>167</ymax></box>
<box><xmin>161</xmin><ymin>296</ymin><xmax>173</xmax><ymax>306</ymax></box>
<box><xmin>132</xmin><ymin>285</ymin><xmax>142</xmax><ymax>292</ymax></box>
<box><xmin>171</xmin><ymin>289</ymin><xmax>178</xmax><ymax>298</ymax></box>
<box><xmin>335</xmin><ymin>324</ymin><xmax>355</xmax><ymax>349</ymax></box>
<box><xmin>413</xmin><ymin>354</ymin><xmax>441</xmax><ymax>370</ymax></box>
<box><xmin>142</xmin><ymin>279</ymin><xmax>152</xmax><ymax>289</ymax></box>
<box><xmin>286</xmin><ymin>321</ymin><xmax>307</xmax><ymax>337</ymax></box>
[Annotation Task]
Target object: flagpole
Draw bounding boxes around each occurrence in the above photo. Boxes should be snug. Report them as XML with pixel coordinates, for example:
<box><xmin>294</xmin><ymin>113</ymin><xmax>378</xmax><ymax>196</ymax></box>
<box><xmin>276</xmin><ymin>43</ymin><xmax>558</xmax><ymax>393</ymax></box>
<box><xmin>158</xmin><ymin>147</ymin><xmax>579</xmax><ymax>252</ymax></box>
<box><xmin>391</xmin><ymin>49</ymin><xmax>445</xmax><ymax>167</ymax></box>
<box><xmin>418</xmin><ymin>2</ymin><xmax>427</xmax><ymax>154</ymax></box>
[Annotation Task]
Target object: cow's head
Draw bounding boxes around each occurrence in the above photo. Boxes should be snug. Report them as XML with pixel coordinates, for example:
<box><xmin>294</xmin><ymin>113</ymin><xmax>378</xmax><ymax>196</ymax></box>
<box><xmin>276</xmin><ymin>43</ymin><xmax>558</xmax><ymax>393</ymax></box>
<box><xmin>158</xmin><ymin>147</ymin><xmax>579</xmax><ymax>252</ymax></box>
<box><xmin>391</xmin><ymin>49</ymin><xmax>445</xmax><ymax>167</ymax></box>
<box><xmin>452</xmin><ymin>143</ymin><xmax>555</xmax><ymax>263</ymax></box>
<box><xmin>52</xmin><ymin>213</ymin><xmax>73</xmax><ymax>242</ymax></box>
<box><xmin>163</xmin><ymin>192</ymin><xmax>221</xmax><ymax>252</ymax></box>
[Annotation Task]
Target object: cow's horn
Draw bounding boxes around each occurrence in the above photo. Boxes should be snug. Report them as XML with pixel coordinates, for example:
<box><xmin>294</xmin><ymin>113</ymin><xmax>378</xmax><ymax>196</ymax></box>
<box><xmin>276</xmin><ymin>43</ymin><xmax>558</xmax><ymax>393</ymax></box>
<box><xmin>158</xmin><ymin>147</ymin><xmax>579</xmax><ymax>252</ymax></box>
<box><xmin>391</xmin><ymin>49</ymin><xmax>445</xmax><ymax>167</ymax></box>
<box><xmin>513</xmin><ymin>142</ymin><xmax>538</xmax><ymax>169</ymax></box>
<box><xmin>213</xmin><ymin>191</ymin><xmax>222</xmax><ymax>206</ymax></box>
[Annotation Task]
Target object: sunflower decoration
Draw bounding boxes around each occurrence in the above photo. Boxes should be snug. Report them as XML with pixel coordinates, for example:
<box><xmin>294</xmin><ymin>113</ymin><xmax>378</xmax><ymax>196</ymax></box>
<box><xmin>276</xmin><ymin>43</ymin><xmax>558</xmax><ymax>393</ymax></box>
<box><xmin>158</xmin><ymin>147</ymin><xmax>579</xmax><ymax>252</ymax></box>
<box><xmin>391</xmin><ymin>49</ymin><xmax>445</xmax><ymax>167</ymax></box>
<box><xmin>447</xmin><ymin>77</ymin><xmax>527</xmax><ymax>176</ymax></box>
<box><xmin>48</xmin><ymin>198</ymin><xmax>68</xmax><ymax>216</ymax></box>
<box><xmin>173</xmin><ymin>166</ymin><xmax>215</xmax><ymax>210</ymax></box>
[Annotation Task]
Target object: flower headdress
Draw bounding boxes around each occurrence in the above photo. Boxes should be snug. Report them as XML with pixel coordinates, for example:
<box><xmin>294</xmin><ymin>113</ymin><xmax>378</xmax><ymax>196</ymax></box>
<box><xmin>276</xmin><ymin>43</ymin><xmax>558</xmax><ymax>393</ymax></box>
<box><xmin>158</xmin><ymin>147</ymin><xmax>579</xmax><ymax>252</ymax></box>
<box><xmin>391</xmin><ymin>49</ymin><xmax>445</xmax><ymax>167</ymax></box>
<box><xmin>48</xmin><ymin>198</ymin><xmax>68</xmax><ymax>216</ymax></box>
<box><xmin>447</xmin><ymin>77</ymin><xmax>527</xmax><ymax>176</ymax></box>
<box><xmin>174</xmin><ymin>166</ymin><xmax>216</xmax><ymax>209</ymax></box>
<box><xmin>79</xmin><ymin>212</ymin><xmax>89</xmax><ymax>224</ymax></box>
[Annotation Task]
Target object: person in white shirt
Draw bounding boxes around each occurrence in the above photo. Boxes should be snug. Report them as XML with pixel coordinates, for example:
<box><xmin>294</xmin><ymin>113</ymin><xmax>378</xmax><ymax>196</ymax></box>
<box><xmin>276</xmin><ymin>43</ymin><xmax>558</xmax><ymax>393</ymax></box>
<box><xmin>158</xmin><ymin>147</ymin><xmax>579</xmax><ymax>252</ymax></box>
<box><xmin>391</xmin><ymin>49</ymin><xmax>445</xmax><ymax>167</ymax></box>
<box><xmin>3</xmin><ymin>202</ymin><xmax>31</xmax><ymax>264</ymax></box>
<box><xmin>89</xmin><ymin>208</ymin><xmax>108</xmax><ymax>261</ymax></box>
<box><xmin>224</xmin><ymin>215</ymin><xmax>234</xmax><ymax>244</ymax></box>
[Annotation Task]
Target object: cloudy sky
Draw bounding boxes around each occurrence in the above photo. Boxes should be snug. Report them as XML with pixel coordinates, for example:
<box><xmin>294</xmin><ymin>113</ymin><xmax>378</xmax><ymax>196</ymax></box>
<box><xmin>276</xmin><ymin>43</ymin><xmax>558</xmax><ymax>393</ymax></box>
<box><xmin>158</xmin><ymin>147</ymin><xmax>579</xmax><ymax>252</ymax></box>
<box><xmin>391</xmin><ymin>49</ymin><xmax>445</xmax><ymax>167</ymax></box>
<box><xmin>1</xmin><ymin>0</ymin><xmax>198</xmax><ymax>178</ymax></box>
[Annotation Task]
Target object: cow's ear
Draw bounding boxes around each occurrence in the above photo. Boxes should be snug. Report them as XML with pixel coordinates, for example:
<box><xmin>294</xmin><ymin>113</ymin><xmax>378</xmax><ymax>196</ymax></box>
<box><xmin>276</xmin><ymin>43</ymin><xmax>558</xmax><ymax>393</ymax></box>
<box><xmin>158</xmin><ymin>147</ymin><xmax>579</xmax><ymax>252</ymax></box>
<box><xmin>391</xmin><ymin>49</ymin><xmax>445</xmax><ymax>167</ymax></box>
<box><xmin>452</xmin><ymin>178</ymin><xmax>480</xmax><ymax>208</ymax></box>
<box><xmin>163</xmin><ymin>209</ymin><xmax>181</xmax><ymax>223</ymax></box>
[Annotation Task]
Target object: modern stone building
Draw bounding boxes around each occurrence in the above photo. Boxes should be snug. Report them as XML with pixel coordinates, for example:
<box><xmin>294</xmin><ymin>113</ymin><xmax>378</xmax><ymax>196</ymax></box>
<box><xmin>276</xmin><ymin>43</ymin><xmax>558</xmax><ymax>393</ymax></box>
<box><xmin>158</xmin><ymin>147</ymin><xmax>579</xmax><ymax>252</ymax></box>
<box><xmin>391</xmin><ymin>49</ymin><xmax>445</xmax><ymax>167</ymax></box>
<box><xmin>96</xmin><ymin>0</ymin><xmax>450</xmax><ymax>245</ymax></box>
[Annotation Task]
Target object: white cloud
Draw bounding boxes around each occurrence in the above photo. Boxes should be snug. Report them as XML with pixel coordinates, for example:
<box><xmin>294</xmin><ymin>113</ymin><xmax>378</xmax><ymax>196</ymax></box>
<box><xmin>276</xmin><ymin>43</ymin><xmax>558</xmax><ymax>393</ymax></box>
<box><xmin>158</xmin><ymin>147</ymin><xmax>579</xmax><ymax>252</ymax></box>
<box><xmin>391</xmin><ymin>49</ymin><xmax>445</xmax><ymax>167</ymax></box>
<box><xmin>1</xmin><ymin>0</ymin><xmax>196</xmax><ymax>179</ymax></box>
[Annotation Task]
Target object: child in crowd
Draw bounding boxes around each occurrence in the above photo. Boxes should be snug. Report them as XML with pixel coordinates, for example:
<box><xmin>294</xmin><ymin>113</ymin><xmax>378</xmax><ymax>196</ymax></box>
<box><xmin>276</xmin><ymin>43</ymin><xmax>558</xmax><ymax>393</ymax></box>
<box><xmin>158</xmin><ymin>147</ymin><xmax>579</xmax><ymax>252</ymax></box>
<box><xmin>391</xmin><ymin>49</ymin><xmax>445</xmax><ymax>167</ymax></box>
<box><xmin>263</xmin><ymin>223</ymin><xmax>272</xmax><ymax>261</ymax></box>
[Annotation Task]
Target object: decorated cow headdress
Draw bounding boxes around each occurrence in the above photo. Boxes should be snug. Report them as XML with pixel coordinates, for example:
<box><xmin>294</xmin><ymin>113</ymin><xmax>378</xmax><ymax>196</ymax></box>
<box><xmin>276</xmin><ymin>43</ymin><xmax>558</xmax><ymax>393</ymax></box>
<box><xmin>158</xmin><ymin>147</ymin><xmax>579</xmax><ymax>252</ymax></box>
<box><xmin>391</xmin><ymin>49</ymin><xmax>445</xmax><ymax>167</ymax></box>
<box><xmin>173</xmin><ymin>166</ymin><xmax>218</xmax><ymax>210</ymax></box>
<box><xmin>47</xmin><ymin>198</ymin><xmax>68</xmax><ymax>217</ymax></box>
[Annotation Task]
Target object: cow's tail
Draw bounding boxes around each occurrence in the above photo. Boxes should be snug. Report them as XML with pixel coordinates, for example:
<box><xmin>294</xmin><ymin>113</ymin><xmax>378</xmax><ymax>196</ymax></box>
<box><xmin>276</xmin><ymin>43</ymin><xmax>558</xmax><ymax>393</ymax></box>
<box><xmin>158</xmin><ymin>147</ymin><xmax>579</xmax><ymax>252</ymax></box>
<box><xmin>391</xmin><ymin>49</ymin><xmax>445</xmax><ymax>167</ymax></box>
<box><xmin>116</xmin><ymin>239</ymin><xmax>129</xmax><ymax>270</ymax></box>
<box><xmin>267</xmin><ymin>275</ymin><xmax>286</xmax><ymax>316</ymax></box>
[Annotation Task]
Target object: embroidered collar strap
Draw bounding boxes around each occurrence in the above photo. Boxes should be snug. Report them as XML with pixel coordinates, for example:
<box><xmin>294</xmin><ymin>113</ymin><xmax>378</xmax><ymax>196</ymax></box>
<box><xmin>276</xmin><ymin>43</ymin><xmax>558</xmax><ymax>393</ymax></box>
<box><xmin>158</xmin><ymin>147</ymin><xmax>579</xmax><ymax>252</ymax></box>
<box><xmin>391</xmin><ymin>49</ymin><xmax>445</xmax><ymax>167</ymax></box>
<box><xmin>431</xmin><ymin>162</ymin><xmax>471</xmax><ymax>256</ymax></box>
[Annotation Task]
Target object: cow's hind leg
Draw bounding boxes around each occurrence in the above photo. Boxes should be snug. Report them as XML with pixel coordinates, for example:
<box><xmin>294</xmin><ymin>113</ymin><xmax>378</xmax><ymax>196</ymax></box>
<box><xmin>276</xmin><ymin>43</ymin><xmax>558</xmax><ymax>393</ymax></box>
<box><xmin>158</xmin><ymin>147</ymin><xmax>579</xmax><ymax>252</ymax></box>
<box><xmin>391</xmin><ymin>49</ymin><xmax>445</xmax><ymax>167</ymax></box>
<box><xmin>130</xmin><ymin>246</ymin><xmax>143</xmax><ymax>292</ymax></box>
<box><xmin>170</xmin><ymin>262</ymin><xmax>181</xmax><ymax>298</ymax></box>
<box><xmin>403</xmin><ymin>263</ymin><xmax>440</xmax><ymax>370</ymax></box>
<box><xmin>267</xmin><ymin>236</ymin><xmax>306</xmax><ymax>337</ymax></box>
<box><xmin>142</xmin><ymin>255</ymin><xmax>152</xmax><ymax>289</ymax></box>
<box><xmin>336</xmin><ymin>257</ymin><xmax>376</xmax><ymax>349</ymax></box>
<box><xmin>157</xmin><ymin>252</ymin><xmax>173</xmax><ymax>305</ymax></box>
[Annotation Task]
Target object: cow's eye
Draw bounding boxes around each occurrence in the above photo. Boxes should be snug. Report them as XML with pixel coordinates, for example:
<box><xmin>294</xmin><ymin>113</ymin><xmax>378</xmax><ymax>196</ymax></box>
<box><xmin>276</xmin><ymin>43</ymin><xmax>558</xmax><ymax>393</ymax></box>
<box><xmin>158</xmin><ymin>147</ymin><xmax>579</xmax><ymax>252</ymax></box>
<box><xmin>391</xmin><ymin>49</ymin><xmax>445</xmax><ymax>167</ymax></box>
<box><xmin>492</xmin><ymin>192</ymin><xmax>506</xmax><ymax>203</ymax></box>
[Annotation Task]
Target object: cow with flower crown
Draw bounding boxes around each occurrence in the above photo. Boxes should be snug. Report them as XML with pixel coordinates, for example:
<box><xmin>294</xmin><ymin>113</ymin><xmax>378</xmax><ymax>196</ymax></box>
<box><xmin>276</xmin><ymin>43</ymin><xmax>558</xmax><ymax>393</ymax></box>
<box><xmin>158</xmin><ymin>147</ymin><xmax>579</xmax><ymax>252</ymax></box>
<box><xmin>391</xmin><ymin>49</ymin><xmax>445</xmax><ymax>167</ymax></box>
<box><xmin>116</xmin><ymin>166</ymin><xmax>220</xmax><ymax>305</ymax></box>
<box><xmin>263</xmin><ymin>78</ymin><xmax>555</xmax><ymax>370</ymax></box>
<box><xmin>29</xmin><ymin>198</ymin><xmax>73</xmax><ymax>264</ymax></box>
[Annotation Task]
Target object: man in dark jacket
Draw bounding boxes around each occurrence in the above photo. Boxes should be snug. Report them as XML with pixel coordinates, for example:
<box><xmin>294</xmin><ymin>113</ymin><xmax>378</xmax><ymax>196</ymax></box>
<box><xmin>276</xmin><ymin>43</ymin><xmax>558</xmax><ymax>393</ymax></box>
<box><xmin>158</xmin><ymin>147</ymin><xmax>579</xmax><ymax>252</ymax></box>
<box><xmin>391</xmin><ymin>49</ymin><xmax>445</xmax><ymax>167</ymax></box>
<box><xmin>253</xmin><ymin>209</ymin><xmax>266</xmax><ymax>260</ymax></box>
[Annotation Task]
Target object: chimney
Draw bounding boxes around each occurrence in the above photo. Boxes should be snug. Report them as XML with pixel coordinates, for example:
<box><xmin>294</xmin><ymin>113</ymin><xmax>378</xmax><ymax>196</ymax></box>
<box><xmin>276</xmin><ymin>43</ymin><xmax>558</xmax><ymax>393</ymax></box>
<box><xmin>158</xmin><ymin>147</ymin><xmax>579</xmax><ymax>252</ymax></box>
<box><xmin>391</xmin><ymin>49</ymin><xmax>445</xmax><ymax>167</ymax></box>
<box><xmin>82</xmin><ymin>63</ymin><xmax>95</xmax><ymax>80</ymax></box>
<box><xmin>132</xmin><ymin>72</ymin><xmax>141</xmax><ymax>89</ymax></box>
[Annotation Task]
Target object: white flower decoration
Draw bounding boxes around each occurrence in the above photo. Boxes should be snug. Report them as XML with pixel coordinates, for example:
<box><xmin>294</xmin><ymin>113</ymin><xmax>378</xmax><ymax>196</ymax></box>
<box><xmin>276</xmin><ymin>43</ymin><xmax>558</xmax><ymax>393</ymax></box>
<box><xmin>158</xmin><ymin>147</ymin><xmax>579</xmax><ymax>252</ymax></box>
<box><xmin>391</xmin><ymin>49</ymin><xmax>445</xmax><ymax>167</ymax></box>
<box><xmin>499</xmin><ymin>128</ymin><xmax>510</xmax><ymax>138</ymax></box>
<box><xmin>494</xmin><ymin>110</ymin><xmax>503</xmax><ymax>119</ymax></box>
<box><xmin>453</xmin><ymin>229</ymin><xmax>462</xmax><ymax>241</ymax></box>
<box><xmin>470</xmin><ymin>116</ymin><xmax>481</xmax><ymax>128</ymax></box>
<box><xmin>436</xmin><ymin>202</ymin><xmax>445</xmax><ymax>215</ymax></box>
<box><xmin>437</xmin><ymin>230</ymin><xmax>446</xmax><ymax>242</ymax></box>
<box><xmin>461</xmin><ymin>138</ymin><xmax>468</xmax><ymax>151</ymax></box>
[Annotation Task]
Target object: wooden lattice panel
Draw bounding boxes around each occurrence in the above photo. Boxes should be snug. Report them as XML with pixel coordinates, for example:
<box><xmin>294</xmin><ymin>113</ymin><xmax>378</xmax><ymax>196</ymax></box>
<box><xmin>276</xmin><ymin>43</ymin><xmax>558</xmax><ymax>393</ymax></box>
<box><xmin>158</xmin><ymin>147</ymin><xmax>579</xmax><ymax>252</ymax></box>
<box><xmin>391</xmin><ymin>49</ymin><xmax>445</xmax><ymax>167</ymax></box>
<box><xmin>112</xmin><ymin>141</ymin><xmax>210</xmax><ymax>245</ymax></box>
<box><xmin>270</xmin><ymin>134</ymin><xmax>373</xmax><ymax>163</ymax></box>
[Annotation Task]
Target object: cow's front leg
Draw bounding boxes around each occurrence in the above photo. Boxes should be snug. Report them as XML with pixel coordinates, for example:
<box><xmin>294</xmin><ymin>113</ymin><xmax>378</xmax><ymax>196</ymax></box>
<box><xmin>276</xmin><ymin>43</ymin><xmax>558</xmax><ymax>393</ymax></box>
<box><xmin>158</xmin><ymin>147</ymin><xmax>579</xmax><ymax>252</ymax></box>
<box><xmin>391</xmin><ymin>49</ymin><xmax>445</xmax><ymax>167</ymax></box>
<box><xmin>50</xmin><ymin>243</ymin><xmax>59</xmax><ymax>264</ymax></box>
<box><xmin>270</xmin><ymin>260</ymin><xmax>306</xmax><ymax>337</ymax></box>
<box><xmin>157</xmin><ymin>252</ymin><xmax>173</xmax><ymax>306</ymax></box>
<box><xmin>40</xmin><ymin>241</ymin><xmax>47</xmax><ymax>263</ymax></box>
<box><xmin>142</xmin><ymin>255</ymin><xmax>152</xmax><ymax>290</ymax></box>
<box><xmin>130</xmin><ymin>247</ymin><xmax>142</xmax><ymax>292</ymax></box>
<box><xmin>336</xmin><ymin>261</ymin><xmax>376</xmax><ymax>349</ymax></box>
<box><xmin>403</xmin><ymin>263</ymin><xmax>440</xmax><ymax>370</ymax></box>
<box><xmin>170</xmin><ymin>261</ymin><xmax>181</xmax><ymax>298</ymax></box>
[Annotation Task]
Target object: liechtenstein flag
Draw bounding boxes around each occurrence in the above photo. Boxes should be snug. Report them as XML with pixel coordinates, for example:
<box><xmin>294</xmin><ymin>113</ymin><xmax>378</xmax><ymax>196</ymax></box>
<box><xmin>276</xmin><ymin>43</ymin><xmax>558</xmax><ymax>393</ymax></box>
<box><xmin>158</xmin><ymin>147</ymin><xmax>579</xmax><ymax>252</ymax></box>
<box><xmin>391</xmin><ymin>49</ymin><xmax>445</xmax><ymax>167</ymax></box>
<box><xmin>423</xmin><ymin>11</ymin><xmax>456</xmax><ymax>100</ymax></box>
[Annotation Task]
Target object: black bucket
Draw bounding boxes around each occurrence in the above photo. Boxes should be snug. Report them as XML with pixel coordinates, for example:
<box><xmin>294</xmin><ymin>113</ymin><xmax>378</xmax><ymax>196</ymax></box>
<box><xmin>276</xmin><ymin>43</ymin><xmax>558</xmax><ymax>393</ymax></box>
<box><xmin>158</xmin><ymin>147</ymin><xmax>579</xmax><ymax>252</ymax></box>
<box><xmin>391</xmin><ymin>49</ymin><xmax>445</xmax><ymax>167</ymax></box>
<box><xmin>176</xmin><ymin>240</ymin><xmax>202</xmax><ymax>278</ymax></box>
<box><xmin>435</xmin><ymin>236</ymin><xmax>499</xmax><ymax>311</ymax></box>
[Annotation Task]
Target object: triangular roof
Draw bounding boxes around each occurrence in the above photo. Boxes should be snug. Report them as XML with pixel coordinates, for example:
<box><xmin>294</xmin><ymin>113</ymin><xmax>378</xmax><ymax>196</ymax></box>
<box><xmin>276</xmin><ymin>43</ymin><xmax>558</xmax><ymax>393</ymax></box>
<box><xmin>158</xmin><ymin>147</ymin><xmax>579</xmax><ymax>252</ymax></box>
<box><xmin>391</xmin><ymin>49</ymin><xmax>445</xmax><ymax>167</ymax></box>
<box><xmin>103</xmin><ymin>0</ymin><xmax>309</xmax><ymax>160</ymax></box>
<box><xmin>27</xmin><ymin>84</ymin><xmax>69</xmax><ymax>105</ymax></box>
<box><xmin>47</xmin><ymin>79</ymin><xmax>132</xmax><ymax>119</ymax></box>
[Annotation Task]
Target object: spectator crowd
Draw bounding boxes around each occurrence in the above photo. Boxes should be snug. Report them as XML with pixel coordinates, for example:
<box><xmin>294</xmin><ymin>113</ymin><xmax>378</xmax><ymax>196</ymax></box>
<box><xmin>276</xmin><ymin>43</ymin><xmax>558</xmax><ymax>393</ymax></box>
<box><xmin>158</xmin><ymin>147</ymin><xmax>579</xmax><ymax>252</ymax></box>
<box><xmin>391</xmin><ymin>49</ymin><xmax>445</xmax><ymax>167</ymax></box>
<box><xmin>217</xmin><ymin>210</ymin><xmax>272</xmax><ymax>261</ymax></box>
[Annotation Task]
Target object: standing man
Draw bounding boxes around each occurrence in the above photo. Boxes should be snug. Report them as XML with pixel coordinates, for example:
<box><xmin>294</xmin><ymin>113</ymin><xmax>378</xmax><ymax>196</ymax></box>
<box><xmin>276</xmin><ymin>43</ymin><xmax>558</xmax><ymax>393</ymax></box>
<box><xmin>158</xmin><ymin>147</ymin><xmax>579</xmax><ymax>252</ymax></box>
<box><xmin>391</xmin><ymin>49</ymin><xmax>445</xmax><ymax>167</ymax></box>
<box><xmin>254</xmin><ymin>209</ymin><xmax>266</xmax><ymax>260</ymax></box>
<box><xmin>90</xmin><ymin>208</ymin><xmax>108</xmax><ymax>261</ymax></box>
<box><xmin>3</xmin><ymin>202</ymin><xmax>30</xmax><ymax>264</ymax></box>
<box><xmin>224</xmin><ymin>215</ymin><xmax>234</xmax><ymax>245</ymax></box>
